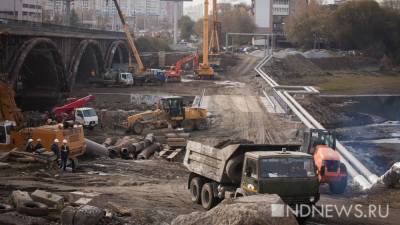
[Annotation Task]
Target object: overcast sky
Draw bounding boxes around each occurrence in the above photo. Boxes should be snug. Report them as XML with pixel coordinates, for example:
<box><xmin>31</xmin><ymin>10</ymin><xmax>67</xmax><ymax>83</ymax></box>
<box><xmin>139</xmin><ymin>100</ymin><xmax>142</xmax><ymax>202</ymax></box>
<box><xmin>184</xmin><ymin>0</ymin><xmax>252</xmax><ymax>9</ymax></box>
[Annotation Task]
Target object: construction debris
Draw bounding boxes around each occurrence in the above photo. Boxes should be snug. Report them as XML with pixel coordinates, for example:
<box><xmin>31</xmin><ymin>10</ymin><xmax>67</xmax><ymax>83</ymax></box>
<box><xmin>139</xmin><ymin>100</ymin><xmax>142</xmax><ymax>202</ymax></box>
<box><xmin>171</xmin><ymin>194</ymin><xmax>297</xmax><ymax>225</ymax></box>
<box><xmin>61</xmin><ymin>205</ymin><xmax>104</xmax><ymax>225</ymax></box>
<box><xmin>106</xmin><ymin>202</ymin><xmax>131</xmax><ymax>217</ymax></box>
<box><xmin>31</xmin><ymin>189</ymin><xmax>64</xmax><ymax>209</ymax></box>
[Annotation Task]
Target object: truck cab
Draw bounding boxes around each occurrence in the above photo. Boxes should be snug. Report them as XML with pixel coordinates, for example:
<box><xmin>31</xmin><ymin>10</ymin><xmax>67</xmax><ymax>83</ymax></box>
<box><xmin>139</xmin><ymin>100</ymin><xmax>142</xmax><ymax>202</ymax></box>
<box><xmin>241</xmin><ymin>151</ymin><xmax>320</xmax><ymax>205</ymax></box>
<box><xmin>118</xmin><ymin>72</ymin><xmax>133</xmax><ymax>86</ymax></box>
<box><xmin>74</xmin><ymin>107</ymin><xmax>98</xmax><ymax>129</ymax></box>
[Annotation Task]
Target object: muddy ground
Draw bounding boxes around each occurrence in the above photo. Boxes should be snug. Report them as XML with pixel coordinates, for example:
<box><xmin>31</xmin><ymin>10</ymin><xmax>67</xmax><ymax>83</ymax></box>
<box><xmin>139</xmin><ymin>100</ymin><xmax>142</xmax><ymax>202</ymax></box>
<box><xmin>1</xmin><ymin>53</ymin><xmax>399</xmax><ymax>225</ymax></box>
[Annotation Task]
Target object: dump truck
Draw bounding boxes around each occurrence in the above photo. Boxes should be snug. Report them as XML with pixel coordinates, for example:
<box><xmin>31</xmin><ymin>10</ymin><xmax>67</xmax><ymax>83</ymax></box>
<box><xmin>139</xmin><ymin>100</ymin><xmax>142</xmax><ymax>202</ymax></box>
<box><xmin>184</xmin><ymin>141</ymin><xmax>320</xmax><ymax>209</ymax></box>
<box><xmin>90</xmin><ymin>70</ymin><xmax>134</xmax><ymax>87</ymax></box>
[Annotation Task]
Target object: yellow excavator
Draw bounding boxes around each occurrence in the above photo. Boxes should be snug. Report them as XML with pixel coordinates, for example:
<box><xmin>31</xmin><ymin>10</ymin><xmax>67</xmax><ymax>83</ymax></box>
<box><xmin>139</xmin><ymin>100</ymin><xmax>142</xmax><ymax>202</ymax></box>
<box><xmin>0</xmin><ymin>82</ymin><xmax>85</xmax><ymax>169</ymax></box>
<box><xmin>122</xmin><ymin>96</ymin><xmax>208</xmax><ymax>134</ymax></box>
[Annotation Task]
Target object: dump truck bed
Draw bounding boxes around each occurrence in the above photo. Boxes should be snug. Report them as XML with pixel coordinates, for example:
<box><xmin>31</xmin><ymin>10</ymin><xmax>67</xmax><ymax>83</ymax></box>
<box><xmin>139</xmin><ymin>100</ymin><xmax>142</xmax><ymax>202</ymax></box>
<box><xmin>183</xmin><ymin>141</ymin><xmax>301</xmax><ymax>183</ymax></box>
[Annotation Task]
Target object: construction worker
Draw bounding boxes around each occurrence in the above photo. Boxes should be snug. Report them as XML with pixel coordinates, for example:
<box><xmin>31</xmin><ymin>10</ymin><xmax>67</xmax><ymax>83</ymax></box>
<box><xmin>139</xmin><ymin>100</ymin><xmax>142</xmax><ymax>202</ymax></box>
<box><xmin>51</xmin><ymin>139</ymin><xmax>60</xmax><ymax>165</ymax></box>
<box><xmin>60</xmin><ymin>139</ymin><xmax>70</xmax><ymax>171</ymax></box>
<box><xmin>25</xmin><ymin>139</ymin><xmax>34</xmax><ymax>152</ymax></box>
<box><xmin>34</xmin><ymin>139</ymin><xmax>43</xmax><ymax>150</ymax></box>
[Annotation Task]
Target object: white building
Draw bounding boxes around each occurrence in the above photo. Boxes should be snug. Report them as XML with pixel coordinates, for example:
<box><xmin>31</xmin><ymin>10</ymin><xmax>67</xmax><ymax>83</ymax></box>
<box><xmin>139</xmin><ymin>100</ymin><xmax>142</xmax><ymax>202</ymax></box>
<box><xmin>0</xmin><ymin>0</ymin><xmax>44</xmax><ymax>22</ymax></box>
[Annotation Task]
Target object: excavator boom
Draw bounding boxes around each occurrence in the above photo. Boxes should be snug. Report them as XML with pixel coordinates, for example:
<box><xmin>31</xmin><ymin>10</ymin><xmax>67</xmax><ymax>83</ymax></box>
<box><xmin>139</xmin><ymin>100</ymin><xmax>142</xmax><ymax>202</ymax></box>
<box><xmin>0</xmin><ymin>82</ymin><xmax>24</xmax><ymax>126</ymax></box>
<box><xmin>110</xmin><ymin>0</ymin><xmax>145</xmax><ymax>73</ymax></box>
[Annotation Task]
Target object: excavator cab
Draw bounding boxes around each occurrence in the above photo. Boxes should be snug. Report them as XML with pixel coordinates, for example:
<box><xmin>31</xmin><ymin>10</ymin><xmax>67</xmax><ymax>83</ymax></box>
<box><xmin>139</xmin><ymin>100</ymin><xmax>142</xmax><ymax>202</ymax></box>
<box><xmin>160</xmin><ymin>97</ymin><xmax>184</xmax><ymax>118</ymax></box>
<box><xmin>302</xmin><ymin>129</ymin><xmax>336</xmax><ymax>154</ymax></box>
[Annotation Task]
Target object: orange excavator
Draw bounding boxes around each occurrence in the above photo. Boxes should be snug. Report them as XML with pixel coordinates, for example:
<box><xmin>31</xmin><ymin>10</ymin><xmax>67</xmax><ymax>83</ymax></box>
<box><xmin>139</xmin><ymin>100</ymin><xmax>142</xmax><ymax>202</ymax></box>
<box><xmin>302</xmin><ymin>129</ymin><xmax>348</xmax><ymax>194</ymax></box>
<box><xmin>165</xmin><ymin>52</ymin><xmax>199</xmax><ymax>82</ymax></box>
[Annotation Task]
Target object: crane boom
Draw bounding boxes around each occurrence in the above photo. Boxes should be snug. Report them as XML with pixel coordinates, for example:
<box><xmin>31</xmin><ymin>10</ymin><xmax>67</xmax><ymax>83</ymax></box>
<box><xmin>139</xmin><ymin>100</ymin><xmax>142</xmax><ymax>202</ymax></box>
<box><xmin>0</xmin><ymin>82</ymin><xmax>24</xmax><ymax>126</ymax></box>
<box><xmin>111</xmin><ymin>0</ymin><xmax>145</xmax><ymax>73</ymax></box>
<box><xmin>210</xmin><ymin>0</ymin><xmax>220</xmax><ymax>55</ymax></box>
<box><xmin>197</xmin><ymin>0</ymin><xmax>214</xmax><ymax>78</ymax></box>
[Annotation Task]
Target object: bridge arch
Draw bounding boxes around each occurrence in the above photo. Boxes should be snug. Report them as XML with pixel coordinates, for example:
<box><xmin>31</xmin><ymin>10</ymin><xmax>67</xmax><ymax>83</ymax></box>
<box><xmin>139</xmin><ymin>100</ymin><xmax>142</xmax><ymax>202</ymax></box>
<box><xmin>8</xmin><ymin>38</ymin><xmax>67</xmax><ymax>111</ymax></box>
<box><xmin>69</xmin><ymin>40</ymin><xmax>105</xmax><ymax>88</ymax></box>
<box><xmin>104</xmin><ymin>40</ymin><xmax>130</xmax><ymax>69</ymax></box>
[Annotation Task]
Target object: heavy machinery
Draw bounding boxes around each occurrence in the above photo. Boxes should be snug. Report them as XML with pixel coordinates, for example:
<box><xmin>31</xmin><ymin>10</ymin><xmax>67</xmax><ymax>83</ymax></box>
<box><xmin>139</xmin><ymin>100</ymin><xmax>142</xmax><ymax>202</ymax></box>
<box><xmin>123</xmin><ymin>96</ymin><xmax>208</xmax><ymax>134</ymax></box>
<box><xmin>90</xmin><ymin>70</ymin><xmax>134</xmax><ymax>87</ymax></box>
<box><xmin>165</xmin><ymin>52</ymin><xmax>199</xmax><ymax>82</ymax></box>
<box><xmin>52</xmin><ymin>95</ymin><xmax>98</xmax><ymax>129</ymax></box>
<box><xmin>209</xmin><ymin>0</ymin><xmax>220</xmax><ymax>56</ymax></box>
<box><xmin>109</xmin><ymin>0</ymin><xmax>166</xmax><ymax>84</ymax></box>
<box><xmin>301</xmin><ymin>129</ymin><xmax>348</xmax><ymax>194</ymax></box>
<box><xmin>0</xmin><ymin>82</ymin><xmax>85</xmax><ymax>169</ymax></box>
<box><xmin>184</xmin><ymin>141</ymin><xmax>320</xmax><ymax>210</ymax></box>
<box><xmin>196</xmin><ymin>0</ymin><xmax>215</xmax><ymax>79</ymax></box>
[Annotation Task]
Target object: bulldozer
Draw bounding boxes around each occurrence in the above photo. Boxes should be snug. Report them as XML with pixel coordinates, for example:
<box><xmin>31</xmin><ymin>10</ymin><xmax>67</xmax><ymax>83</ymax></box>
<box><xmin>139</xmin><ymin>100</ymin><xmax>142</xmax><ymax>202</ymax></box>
<box><xmin>123</xmin><ymin>96</ymin><xmax>208</xmax><ymax>134</ymax></box>
<box><xmin>301</xmin><ymin>129</ymin><xmax>348</xmax><ymax>194</ymax></box>
<box><xmin>0</xmin><ymin>82</ymin><xmax>85</xmax><ymax>169</ymax></box>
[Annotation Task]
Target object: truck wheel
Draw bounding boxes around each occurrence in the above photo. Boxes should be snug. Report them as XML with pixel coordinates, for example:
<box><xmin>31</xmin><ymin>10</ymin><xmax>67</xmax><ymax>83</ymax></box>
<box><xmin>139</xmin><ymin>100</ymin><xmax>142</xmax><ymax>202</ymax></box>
<box><xmin>17</xmin><ymin>201</ymin><xmax>48</xmax><ymax>217</ymax></box>
<box><xmin>195</xmin><ymin>119</ymin><xmax>208</xmax><ymax>130</ymax></box>
<box><xmin>201</xmin><ymin>183</ymin><xmax>216</xmax><ymax>210</ymax></box>
<box><xmin>182</xmin><ymin>120</ymin><xmax>194</xmax><ymax>132</ymax></box>
<box><xmin>131</xmin><ymin>122</ymin><xmax>144</xmax><ymax>134</ymax></box>
<box><xmin>329</xmin><ymin>175</ymin><xmax>347</xmax><ymax>194</ymax></box>
<box><xmin>190</xmin><ymin>177</ymin><xmax>204</xmax><ymax>204</ymax></box>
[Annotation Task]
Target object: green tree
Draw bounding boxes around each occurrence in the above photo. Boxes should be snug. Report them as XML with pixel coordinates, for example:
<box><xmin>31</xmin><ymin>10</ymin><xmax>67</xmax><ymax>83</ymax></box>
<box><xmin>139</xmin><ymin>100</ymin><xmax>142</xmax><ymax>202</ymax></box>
<box><xmin>284</xmin><ymin>0</ymin><xmax>333</xmax><ymax>48</ymax></box>
<box><xmin>70</xmin><ymin>9</ymin><xmax>80</xmax><ymax>26</ymax></box>
<box><xmin>179</xmin><ymin>15</ymin><xmax>195</xmax><ymax>41</ymax></box>
<box><xmin>194</xmin><ymin>4</ymin><xmax>256</xmax><ymax>46</ymax></box>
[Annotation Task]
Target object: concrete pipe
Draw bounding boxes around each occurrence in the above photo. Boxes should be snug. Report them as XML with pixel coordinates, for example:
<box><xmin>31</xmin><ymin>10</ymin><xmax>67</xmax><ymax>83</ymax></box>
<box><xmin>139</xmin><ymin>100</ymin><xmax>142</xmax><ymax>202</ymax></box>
<box><xmin>137</xmin><ymin>143</ymin><xmax>160</xmax><ymax>160</ymax></box>
<box><xmin>132</xmin><ymin>142</ymin><xmax>145</xmax><ymax>154</ymax></box>
<box><xmin>84</xmin><ymin>138</ymin><xmax>109</xmax><ymax>157</ymax></box>
<box><xmin>144</xmin><ymin>133</ymin><xmax>155</xmax><ymax>146</ymax></box>
<box><xmin>102</xmin><ymin>138</ymin><xmax>113</xmax><ymax>147</ymax></box>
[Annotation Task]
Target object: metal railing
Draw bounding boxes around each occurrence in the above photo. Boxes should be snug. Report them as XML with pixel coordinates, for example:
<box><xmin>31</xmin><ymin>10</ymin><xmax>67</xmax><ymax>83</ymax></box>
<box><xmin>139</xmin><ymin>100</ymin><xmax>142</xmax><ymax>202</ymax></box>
<box><xmin>254</xmin><ymin>50</ymin><xmax>378</xmax><ymax>189</ymax></box>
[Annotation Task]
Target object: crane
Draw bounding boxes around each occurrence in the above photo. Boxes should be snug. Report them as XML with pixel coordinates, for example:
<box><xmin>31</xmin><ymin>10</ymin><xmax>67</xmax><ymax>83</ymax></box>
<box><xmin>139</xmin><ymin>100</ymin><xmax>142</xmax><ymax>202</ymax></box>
<box><xmin>209</xmin><ymin>0</ymin><xmax>220</xmax><ymax>55</ymax></box>
<box><xmin>197</xmin><ymin>0</ymin><xmax>215</xmax><ymax>79</ymax></box>
<box><xmin>108</xmin><ymin>0</ymin><xmax>145</xmax><ymax>74</ymax></box>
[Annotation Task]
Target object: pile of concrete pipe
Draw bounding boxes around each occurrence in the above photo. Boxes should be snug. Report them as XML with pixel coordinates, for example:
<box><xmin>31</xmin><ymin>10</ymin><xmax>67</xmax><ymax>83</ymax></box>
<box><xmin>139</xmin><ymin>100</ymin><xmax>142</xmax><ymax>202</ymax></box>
<box><xmin>102</xmin><ymin>133</ymin><xmax>161</xmax><ymax>160</ymax></box>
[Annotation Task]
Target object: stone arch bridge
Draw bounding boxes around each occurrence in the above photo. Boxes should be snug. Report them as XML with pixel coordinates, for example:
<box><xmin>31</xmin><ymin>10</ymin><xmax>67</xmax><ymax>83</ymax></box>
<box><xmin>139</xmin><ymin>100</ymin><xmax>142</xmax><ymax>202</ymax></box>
<box><xmin>0</xmin><ymin>20</ymin><xmax>132</xmax><ymax>110</ymax></box>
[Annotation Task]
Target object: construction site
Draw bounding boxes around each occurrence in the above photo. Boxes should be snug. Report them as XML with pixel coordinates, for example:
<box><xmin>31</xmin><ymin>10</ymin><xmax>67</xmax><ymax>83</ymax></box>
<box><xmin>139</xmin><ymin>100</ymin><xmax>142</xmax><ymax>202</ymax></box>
<box><xmin>0</xmin><ymin>0</ymin><xmax>400</xmax><ymax>225</ymax></box>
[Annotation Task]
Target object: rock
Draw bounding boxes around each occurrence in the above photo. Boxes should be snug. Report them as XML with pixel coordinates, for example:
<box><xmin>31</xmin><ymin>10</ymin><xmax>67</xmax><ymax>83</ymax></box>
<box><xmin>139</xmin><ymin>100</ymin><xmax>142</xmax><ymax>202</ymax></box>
<box><xmin>61</xmin><ymin>205</ymin><xmax>104</xmax><ymax>225</ymax></box>
<box><xmin>0</xmin><ymin>162</ymin><xmax>10</xmax><ymax>169</ymax></box>
<box><xmin>171</xmin><ymin>194</ymin><xmax>298</xmax><ymax>225</ymax></box>
<box><xmin>378</xmin><ymin>162</ymin><xmax>400</xmax><ymax>188</ymax></box>
<box><xmin>106</xmin><ymin>202</ymin><xmax>131</xmax><ymax>216</ymax></box>
<box><xmin>11</xmin><ymin>191</ymin><xmax>33</xmax><ymax>209</ymax></box>
<box><xmin>31</xmin><ymin>189</ymin><xmax>64</xmax><ymax>209</ymax></box>
<box><xmin>0</xmin><ymin>211</ymin><xmax>49</xmax><ymax>225</ymax></box>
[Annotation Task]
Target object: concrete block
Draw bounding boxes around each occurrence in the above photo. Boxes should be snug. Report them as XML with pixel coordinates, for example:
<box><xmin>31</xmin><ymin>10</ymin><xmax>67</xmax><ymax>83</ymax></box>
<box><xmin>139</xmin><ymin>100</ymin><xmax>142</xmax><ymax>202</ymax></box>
<box><xmin>31</xmin><ymin>189</ymin><xmax>64</xmax><ymax>209</ymax></box>
<box><xmin>11</xmin><ymin>190</ymin><xmax>32</xmax><ymax>208</ymax></box>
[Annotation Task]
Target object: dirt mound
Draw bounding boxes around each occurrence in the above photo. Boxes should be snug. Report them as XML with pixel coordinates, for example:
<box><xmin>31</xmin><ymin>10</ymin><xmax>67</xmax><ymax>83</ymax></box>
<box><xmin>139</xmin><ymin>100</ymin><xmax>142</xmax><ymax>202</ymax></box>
<box><xmin>263</xmin><ymin>54</ymin><xmax>326</xmax><ymax>84</ymax></box>
<box><xmin>171</xmin><ymin>194</ymin><xmax>298</xmax><ymax>225</ymax></box>
<box><xmin>310</xmin><ymin>56</ymin><xmax>379</xmax><ymax>71</ymax></box>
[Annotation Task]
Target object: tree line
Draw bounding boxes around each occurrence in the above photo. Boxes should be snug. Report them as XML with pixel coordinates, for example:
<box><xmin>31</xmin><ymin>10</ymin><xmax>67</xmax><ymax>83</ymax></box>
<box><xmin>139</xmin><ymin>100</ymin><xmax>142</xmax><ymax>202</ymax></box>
<box><xmin>284</xmin><ymin>0</ymin><xmax>400</xmax><ymax>62</ymax></box>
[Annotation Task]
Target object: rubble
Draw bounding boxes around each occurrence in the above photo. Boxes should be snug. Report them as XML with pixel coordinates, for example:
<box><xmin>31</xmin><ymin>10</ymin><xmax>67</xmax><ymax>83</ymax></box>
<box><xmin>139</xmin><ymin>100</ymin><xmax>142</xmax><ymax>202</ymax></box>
<box><xmin>106</xmin><ymin>202</ymin><xmax>131</xmax><ymax>217</ymax></box>
<box><xmin>61</xmin><ymin>205</ymin><xmax>104</xmax><ymax>225</ymax></box>
<box><xmin>11</xmin><ymin>190</ymin><xmax>33</xmax><ymax>209</ymax></box>
<box><xmin>171</xmin><ymin>194</ymin><xmax>298</xmax><ymax>225</ymax></box>
<box><xmin>31</xmin><ymin>189</ymin><xmax>64</xmax><ymax>209</ymax></box>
